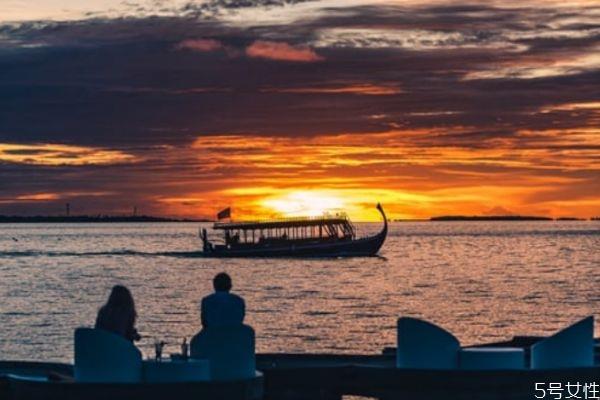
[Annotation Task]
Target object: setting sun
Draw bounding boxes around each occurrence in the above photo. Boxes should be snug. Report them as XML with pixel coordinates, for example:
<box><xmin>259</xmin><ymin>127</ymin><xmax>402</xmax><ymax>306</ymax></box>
<box><xmin>260</xmin><ymin>191</ymin><xmax>346</xmax><ymax>217</ymax></box>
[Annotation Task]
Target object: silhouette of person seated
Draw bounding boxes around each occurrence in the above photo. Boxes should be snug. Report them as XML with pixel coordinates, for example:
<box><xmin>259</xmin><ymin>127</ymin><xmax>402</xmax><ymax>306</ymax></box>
<box><xmin>95</xmin><ymin>285</ymin><xmax>141</xmax><ymax>342</ymax></box>
<box><xmin>226</xmin><ymin>232</ymin><xmax>240</xmax><ymax>245</ymax></box>
<box><xmin>201</xmin><ymin>273</ymin><xmax>245</xmax><ymax>328</ymax></box>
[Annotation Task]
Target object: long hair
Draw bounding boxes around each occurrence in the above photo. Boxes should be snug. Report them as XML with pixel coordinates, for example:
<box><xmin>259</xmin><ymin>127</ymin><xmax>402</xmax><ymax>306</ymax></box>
<box><xmin>105</xmin><ymin>285</ymin><xmax>137</xmax><ymax>320</ymax></box>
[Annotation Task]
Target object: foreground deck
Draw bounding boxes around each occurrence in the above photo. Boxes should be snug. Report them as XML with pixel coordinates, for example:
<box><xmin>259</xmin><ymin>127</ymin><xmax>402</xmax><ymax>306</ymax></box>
<box><xmin>256</xmin><ymin>352</ymin><xmax>600</xmax><ymax>400</ymax></box>
<box><xmin>1</xmin><ymin>340</ymin><xmax>598</xmax><ymax>400</ymax></box>
<box><xmin>0</xmin><ymin>362</ymin><xmax>262</xmax><ymax>400</ymax></box>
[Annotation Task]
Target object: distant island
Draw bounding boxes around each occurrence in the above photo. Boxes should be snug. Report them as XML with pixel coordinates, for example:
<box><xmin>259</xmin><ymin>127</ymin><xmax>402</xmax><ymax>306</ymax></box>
<box><xmin>430</xmin><ymin>215</ymin><xmax>553</xmax><ymax>221</ymax></box>
<box><xmin>430</xmin><ymin>215</ymin><xmax>596</xmax><ymax>221</ymax></box>
<box><xmin>0</xmin><ymin>215</ymin><xmax>211</xmax><ymax>223</ymax></box>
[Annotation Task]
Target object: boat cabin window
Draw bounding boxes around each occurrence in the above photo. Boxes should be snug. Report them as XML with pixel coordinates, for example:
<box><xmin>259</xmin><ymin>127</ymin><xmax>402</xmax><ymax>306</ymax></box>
<box><xmin>219</xmin><ymin>217</ymin><xmax>355</xmax><ymax>246</ymax></box>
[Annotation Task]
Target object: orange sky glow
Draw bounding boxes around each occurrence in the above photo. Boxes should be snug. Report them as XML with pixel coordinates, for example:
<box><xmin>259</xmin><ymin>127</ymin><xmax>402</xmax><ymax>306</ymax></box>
<box><xmin>0</xmin><ymin>0</ymin><xmax>598</xmax><ymax>220</ymax></box>
<box><xmin>164</xmin><ymin>122</ymin><xmax>599</xmax><ymax>220</ymax></box>
<box><xmin>3</xmin><ymin>113</ymin><xmax>597</xmax><ymax>220</ymax></box>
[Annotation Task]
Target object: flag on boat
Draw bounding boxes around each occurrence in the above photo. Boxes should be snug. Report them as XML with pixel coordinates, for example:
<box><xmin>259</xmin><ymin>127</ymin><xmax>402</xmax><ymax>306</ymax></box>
<box><xmin>217</xmin><ymin>207</ymin><xmax>231</xmax><ymax>220</ymax></box>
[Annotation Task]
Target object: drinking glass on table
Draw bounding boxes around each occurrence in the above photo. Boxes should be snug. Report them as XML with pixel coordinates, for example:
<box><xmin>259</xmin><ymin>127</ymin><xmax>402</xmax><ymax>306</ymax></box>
<box><xmin>154</xmin><ymin>340</ymin><xmax>165</xmax><ymax>361</ymax></box>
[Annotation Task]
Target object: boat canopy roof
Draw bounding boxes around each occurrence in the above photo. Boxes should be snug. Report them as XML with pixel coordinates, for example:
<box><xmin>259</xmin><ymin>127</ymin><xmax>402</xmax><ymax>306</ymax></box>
<box><xmin>213</xmin><ymin>215</ymin><xmax>350</xmax><ymax>230</ymax></box>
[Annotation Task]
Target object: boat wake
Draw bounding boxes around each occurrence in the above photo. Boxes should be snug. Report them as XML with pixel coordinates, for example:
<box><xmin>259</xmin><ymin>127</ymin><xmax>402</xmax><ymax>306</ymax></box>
<box><xmin>0</xmin><ymin>250</ymin><xmax>205</xmax><ymax>258</ymax></box>
<box><xmin>0</xmin><ymin>250</ymin><xmax>389</xmax><ymax>260</ymax></box>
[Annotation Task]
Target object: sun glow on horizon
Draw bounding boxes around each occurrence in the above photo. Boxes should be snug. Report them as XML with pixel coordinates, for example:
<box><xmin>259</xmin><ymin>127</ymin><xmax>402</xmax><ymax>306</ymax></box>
<box><xmin>260</xmin><ymin>191</ymin><xmax>347</xmax><ymax>217</ymax></box>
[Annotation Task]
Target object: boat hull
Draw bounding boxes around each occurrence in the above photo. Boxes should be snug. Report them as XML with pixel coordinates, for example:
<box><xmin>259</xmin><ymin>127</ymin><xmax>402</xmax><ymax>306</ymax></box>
<box><xmin>202</xmin><ymin>233</ymin><xmax>386</xmax><ymax>258</ymax></box>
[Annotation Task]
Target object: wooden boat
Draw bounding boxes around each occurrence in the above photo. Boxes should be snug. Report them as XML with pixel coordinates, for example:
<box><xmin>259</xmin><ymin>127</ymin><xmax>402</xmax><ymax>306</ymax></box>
<box><xmin>200</xmin><ymin>204</ymin><xmax>388</xmax><ymax>258</ymax></box>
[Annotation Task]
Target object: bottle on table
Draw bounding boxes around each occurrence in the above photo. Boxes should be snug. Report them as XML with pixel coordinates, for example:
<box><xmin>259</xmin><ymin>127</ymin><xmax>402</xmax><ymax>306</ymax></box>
<box><xmin>154</xmin><ymin>340</ymin><xmax>165</xmax><ymax>362</ymax></box>
<box><xmin>181</xmin><ymin>337</ymin><xmax>188</xmax><ymax>360</ymax></box>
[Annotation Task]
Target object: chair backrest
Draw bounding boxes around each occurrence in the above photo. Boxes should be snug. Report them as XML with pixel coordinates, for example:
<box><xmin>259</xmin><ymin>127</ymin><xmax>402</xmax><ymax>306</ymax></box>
<box><xmin>396</xmin><ymin>317</ymin><xmax>460</xmax><ymax>369</ymax></box>
<box><xmin>531</xmin><ymin>316</ymin><xmax>594</xmax><ymax>369</ymax></box>
<box><xmin>74</xmin><ymin>327</ymin><xmax>142</xmax><ymax>382</ymax></box>
<box><xmin>190</xmin><ymin>324</ymin><xmax>255</xmax><ymax>381</ymax></box>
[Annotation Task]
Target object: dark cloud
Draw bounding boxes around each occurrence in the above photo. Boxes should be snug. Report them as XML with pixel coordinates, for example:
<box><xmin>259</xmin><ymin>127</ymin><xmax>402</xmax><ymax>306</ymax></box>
<box><xmin>183</xmin><ymin>0</ymin><xmax>317</xmax><ymax>15</ymax></box>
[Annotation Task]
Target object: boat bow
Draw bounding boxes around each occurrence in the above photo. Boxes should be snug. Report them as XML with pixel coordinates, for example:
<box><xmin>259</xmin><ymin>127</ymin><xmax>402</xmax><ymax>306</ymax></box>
<box><xmin>376</xmin><ymin>202</ymin><xmax>388</xmax><ymax>238</ymax></box>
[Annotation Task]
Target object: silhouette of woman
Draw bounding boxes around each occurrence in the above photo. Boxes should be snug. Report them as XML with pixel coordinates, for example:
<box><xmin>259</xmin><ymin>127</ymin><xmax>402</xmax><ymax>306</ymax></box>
<box><xmin>95</xmin><ymin>285</ymin><xmax>141</xmax><ymax>342</ymax></box>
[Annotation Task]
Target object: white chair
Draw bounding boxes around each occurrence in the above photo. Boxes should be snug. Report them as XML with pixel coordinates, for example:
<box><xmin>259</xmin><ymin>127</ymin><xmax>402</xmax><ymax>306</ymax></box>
<box><xmin>190</xmin><ymin>324</ymin><xmax>256</xmax><ymax>381</ymax></box>
<box><xmin>531</xmin><ymin>316</ymin><xmax>594</xmax><ymax>369</ymax></box>
<box><xmin>74</xmin><ymin>327</ymin><xmax>142</xmax><ymax>382</ymax></box>
<box><xmin>396</xmin><ymin>317</ymin><xmax>460</xmax><ymax>369</ymax></box>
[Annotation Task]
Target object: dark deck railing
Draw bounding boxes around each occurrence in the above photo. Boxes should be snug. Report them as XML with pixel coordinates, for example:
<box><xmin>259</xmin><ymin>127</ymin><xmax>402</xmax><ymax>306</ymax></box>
<box><xmin>214</xmin><ymin>214</ymin><xmax>350</xmax><ymax>230</ymax></box>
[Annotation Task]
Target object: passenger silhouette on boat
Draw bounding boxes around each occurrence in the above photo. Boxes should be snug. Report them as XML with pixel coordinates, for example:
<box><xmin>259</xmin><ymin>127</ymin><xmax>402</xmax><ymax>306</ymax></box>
<box><xmin>201</xmin><ymin>272</ymin><xmax>245</xmax><ymax>328</ymax></box>
<box><xmin>226</xmin><ymin>231</ymin><xmax>241</xmax><ymax>246</ymax></box>
<box><xmin>95</xmin><ymin>285</ymin><xmax>141</xmax><ymax>342</ymax></box>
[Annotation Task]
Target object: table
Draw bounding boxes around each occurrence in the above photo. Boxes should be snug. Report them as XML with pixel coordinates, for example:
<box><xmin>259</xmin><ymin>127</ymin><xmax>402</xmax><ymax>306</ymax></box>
<box><xmin>459</xmin><ymin>347</ymin><xmax>525</xmax><ymax>370</ymax></box>
<box><xmin>142</xmin><ymin>359</ymin><xmax>210</xmax><ymax>382</ymax></box>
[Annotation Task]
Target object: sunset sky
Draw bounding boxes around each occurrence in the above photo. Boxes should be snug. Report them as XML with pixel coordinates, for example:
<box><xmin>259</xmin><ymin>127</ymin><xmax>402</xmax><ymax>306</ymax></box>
<box><xmin>0</xmin><ymin>0</ymin><xmax>598</xmax><ymax>220</ymax></box>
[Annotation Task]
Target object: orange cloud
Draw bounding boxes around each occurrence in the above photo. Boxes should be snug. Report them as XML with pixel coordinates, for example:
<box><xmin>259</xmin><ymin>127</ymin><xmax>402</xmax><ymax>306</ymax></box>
<box><xmin>262</xmin><ymin>84</ymin><xmax>401</xmax><ymax>95</ymax></box>
<box><xmin>245</xmin><ymin>40</ymin><xmax>323</xmax><ymax>62</ymax></box>
<box><xmin>175</xmin><ymin>38</ymin><xmax>223</xmax><ymax>52</ymax></box>
<box><xmin>539</xmin><ymin>101</ymin><xmax>600</xmax><ymax>113</ymax></box>
<box><xmin>159</xmin><ymin>127</ymin><xmax>600</xmax><ymax>220</ymax></box>
<box><xmin>464</xmin><ymin>46</ymin><xmax>600</xmax><ymax>80</ymax></box>
<box><xmin>2</xmin><ymin>130</ymin><xmax>597</xmax><ymax>220</ymax></box>
<box><xmin>16</xmin><ymin>193</ymin><xmax>60</xmax><ymax>201</ymax></box>
<box><xmin>190</xmin><ymin>127</ymin><xmax>600</xmax><ymax>172</ymax></box>
<box><xmin>0</xmin><ymin>193</ymin><xmax>60</xmax><ymax>204</ymax></box>
<box><xmin>0</xmin><ymin>143</ymin><xmax>137</xmax><ymax>166</ymax></box>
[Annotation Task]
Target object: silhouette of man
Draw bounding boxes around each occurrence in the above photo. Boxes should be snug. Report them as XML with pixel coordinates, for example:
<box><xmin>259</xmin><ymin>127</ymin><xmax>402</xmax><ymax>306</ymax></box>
<box><xmin>201</xmin><ymin>272</ymin><xmax>245</xmax><ymax>328</ymax></box>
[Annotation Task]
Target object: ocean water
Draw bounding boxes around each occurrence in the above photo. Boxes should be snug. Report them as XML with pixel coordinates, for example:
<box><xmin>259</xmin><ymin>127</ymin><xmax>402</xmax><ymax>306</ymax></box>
<box><xmin>0</xmin><ymin>221</ymin><xmax>598</xmax><ymax>363</ymax></box>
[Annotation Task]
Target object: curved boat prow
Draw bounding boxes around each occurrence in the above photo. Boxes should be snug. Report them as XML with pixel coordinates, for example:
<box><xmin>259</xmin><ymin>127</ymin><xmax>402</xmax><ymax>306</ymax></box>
<box><xmin>364</xmin><ymin>203</ymin><xmax>387</xmax><ymax>256</ymax></box>
<box><xmin>376</xmin><ymin>203</ymin><xmax>387</xmax><ymax>228</ymax></box>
